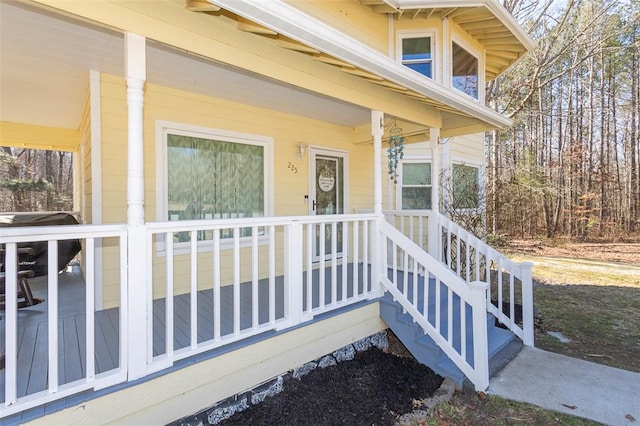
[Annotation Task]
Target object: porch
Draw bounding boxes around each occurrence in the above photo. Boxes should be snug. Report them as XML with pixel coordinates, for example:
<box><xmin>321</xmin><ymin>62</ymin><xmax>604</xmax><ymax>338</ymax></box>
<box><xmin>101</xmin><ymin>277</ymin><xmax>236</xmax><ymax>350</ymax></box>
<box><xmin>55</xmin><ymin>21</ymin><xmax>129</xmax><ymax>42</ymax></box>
<box><xmin>0</xmin><ymin>211</ymin><xmax>533</xmax><ymax>422</ymax></box>
<box><xmin>0</xmin><ymin>261</ymin><xmax>374</xmax><ymax>424</ymax></box>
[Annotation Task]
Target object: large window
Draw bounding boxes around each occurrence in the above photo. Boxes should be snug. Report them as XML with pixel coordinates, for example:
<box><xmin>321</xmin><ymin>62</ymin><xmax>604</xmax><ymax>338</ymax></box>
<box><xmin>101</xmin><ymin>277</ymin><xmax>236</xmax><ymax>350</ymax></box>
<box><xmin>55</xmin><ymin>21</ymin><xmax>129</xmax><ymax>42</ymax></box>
<box><xmin>452</xmin><ymin>163</ymin><xmax>480</xmax><ymax>209</ymax></box>
<box><xmin>452</xmin><ymin>42</ymin><xmax>478</xmax><ymax>99</ymax></box>
<box><xmin>158</xmin><ymin>122</ymin><xmax>272</xmax><ymax>242</ymax></box>
<box><xmin>400</xmin><ymin>35</ymin><xmax>433</xmax><ymax>78</ymax></box>
<box><xmin>399</xmin><ymin>161</ymin><xmax>432</xmax><ymax>210</ymax></box>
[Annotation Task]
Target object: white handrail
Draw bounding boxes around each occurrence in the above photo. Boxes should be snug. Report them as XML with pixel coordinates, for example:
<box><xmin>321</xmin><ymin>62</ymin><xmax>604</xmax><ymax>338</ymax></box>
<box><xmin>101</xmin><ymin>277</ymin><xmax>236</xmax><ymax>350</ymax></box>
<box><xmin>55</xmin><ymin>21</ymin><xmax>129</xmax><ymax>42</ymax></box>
<box><xmin>435</xmin><ymin>213</ymin><xmax>534</xmax><ymax>346</ymax></box>
<box><xmin>378</xmin><ymin>210</ymin><xmax>534</xmax><ymax>347</ymax></box>
<box><xmin>377</xmin><ymin>220</ymin><xmax>489</xmax><ymax>391</ymax></box>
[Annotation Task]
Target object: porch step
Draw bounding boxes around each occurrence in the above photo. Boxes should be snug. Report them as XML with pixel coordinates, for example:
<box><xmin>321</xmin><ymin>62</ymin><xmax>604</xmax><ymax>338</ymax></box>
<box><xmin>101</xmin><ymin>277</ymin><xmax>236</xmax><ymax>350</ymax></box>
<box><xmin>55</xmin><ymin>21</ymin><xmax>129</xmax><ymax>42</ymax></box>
<box><xmin>379</xmin><ymin>293</ymin><xmax>518</xmax><ymax>388</ymax></box>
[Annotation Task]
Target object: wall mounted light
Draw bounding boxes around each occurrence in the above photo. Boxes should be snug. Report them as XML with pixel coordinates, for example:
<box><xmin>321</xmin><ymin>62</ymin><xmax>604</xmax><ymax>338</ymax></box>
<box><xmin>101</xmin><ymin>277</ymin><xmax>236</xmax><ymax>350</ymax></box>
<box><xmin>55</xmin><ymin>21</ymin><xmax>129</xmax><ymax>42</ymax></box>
<box><xmin>297</xmin><ymin>142</ymin><xmax>307</xmax><ymax>160</ymax></box>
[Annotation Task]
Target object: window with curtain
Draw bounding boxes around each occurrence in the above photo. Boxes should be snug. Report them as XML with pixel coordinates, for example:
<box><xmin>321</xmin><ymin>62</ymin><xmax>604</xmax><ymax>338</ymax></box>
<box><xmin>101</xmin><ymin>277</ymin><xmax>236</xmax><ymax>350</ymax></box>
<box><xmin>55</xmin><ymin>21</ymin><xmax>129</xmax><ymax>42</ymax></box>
<box><xmin>166</xmin><ymin>133</ymin><xmax>266</xmax><ymax>240</ymax></box>
<box><xmin>452</xmin><ymin>163</ymin><xmax>479</xmax><ymax>209</ymax></box>
<box><xmin>399</xmin><ymin>161</ymin><xmax>432</xmax><ymax>210</ymax></box>
<box><xmin>400</xmin><ymin>35</ymin><xmax>433</xmax><ymax>78</ymax></box>
<box><xmin>452</xmin><ymin>42</ymin><xmax>478</xmax><ymax>99</ymax></box>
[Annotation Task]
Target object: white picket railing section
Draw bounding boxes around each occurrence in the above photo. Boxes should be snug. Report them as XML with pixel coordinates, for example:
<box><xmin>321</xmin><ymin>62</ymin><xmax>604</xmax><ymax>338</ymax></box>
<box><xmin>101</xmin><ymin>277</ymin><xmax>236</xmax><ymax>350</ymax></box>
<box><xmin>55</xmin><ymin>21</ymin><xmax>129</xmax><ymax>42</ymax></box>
<box><xmin>143</xmin><ymin>214</ymin><xmax>378</xmax><ymax>372</ymax></box>
<box><xmin>377</xmin><ymin>220</ymin><xmax>490</xmax><ymax>390</ymax></box>
<box><xmin>0</xmin><ymin>224</ymin><xmax>128</xmax><ymax>416</ymax></box>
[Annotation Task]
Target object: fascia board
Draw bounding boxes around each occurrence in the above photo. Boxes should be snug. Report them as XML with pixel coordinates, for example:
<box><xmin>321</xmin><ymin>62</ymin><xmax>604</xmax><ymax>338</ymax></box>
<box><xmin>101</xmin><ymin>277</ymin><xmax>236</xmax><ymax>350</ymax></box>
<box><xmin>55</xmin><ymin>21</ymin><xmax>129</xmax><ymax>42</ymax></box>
<box><xmin>211</xmin><ymin>0</ymin><xmax>512</xmax><ymax>129</ymax></box>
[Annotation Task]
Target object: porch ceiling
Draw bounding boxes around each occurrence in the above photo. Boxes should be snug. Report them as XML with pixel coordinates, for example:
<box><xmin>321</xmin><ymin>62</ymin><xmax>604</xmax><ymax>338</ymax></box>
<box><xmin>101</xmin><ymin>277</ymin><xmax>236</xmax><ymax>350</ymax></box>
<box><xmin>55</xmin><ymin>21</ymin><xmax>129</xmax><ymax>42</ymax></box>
<box><xmin>0</xmin><ymin>1</ymin><xmax>370</xmax><ymax>136</ymax></box>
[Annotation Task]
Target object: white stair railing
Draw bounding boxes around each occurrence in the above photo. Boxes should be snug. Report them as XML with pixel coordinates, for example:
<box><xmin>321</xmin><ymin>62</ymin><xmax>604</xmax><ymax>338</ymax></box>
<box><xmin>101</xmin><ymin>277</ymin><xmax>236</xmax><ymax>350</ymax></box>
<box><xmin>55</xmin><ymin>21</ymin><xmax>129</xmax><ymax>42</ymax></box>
<box><xmin>434</xmin><ymin>215</ymin><xmax>534</xmax><ymax>346</ymax></box>
<box><xmin>377</xmin><ymin>220</ymin><xmax>490</xmax><ymax>391</ymax></box>
<box><xmin>380</xmin><ymin>211</ymin><xmax>534</xmax><ymax>347</ymax></box>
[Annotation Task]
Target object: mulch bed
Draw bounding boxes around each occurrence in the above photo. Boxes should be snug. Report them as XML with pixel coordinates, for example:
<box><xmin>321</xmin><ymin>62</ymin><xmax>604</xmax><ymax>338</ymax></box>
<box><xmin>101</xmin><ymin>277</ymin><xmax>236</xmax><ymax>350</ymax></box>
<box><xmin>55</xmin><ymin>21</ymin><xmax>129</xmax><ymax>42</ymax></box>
<box><xmin>219</xmin><ymin>348</ymin><xmax>444</xmax><ymax>426</ymax></box>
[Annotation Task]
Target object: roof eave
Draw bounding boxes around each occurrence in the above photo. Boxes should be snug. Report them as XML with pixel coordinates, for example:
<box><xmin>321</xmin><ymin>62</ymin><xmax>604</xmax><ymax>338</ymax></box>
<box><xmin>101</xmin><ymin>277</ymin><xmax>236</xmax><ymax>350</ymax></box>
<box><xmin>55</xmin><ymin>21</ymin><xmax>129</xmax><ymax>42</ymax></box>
<box><xmin>210</xmin><ymin>0</ymin><xmax>512</xmax><ymax>130</ymax></box>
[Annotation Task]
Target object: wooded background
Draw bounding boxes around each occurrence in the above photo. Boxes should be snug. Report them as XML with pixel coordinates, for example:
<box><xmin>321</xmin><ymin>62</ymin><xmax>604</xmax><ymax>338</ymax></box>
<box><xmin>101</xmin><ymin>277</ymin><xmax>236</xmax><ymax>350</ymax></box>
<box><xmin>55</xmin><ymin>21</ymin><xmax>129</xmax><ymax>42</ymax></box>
<box><xmin>1</xmin><ymin>0</ymin><xmax>638</xmax><ymax>241</ymax></box>
<box><xmin>488</xmin><ymin>0</ymin><xmax>640</xmax><ymax>240</ymax></box>
<box><xmin>0</xmin><ymin>147</ymin><xmax>73</xmax><ymax>212</ymax></box>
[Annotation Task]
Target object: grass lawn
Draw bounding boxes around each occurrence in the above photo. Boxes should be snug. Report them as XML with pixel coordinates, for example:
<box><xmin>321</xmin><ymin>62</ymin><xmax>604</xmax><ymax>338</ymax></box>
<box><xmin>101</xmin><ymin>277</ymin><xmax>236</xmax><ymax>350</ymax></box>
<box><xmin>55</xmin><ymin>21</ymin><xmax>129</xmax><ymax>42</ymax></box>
<box><xmin>409</xmin><ymin>241</ymin><xmax>640</xmax><ymax>426</ymax></box>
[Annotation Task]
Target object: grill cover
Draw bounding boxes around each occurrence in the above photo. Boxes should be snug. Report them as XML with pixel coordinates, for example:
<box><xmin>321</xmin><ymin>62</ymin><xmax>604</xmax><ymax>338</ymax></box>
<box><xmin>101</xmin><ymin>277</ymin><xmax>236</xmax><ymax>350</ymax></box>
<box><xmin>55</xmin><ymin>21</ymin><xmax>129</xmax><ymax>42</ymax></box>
<box><xmin>0</xmin><ymin>212</ymin><xmax>81</xmax><ymax>276</ymax></box>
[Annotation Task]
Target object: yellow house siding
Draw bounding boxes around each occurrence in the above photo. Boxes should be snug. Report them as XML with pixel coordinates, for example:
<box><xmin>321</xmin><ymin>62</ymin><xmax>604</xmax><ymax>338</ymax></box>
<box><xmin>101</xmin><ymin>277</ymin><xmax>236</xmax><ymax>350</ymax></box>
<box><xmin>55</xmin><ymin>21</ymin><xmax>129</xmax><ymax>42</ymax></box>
<box><xmin>448</xmin><ymin>133</ymin><xmax>484</xmax><ymax>163</ymax></box>
<box><xmin>282</xmin><ymin>0</ymin><xmax>389</xmax><ymax>53</ymax></box>
<box><xmin>79</xmin><ymin>95</ymin><xmax>92</xmax><ymax>225</ymax></box>
<box><xmin>100</xmin><ymin>74</ymin><xmax>128</xmax><ymax>224</ymax></box>
<box><xmin>26</xmin><ymin>303</ymin><xmax>385</xmax><ymax>425</ymax></box>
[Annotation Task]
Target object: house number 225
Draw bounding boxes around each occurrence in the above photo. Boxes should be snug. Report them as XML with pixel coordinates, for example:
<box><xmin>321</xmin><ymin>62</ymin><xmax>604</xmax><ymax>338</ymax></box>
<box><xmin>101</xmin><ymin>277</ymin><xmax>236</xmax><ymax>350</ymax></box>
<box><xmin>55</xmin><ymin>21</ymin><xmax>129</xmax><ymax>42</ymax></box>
<box><xmin>287</xmin><ymin>162</ymin><xmax>298</xmax><ymax>174</ymax></box>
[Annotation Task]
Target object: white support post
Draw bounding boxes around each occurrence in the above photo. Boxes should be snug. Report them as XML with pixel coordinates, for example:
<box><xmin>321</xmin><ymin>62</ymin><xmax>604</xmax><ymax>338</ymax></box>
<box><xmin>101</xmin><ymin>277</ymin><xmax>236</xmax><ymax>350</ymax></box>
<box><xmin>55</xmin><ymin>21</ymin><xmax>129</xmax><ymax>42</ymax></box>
<box><xmin>4</xmin><ymin>243</ymin><xmax>18</xmax><ymax>405</ymax></box>
<box><xmin>520</xmin><ymin>261</ymin><xmax>535</xmax><ymax>346</ymax></box>
<box><xmin>282</xmin><ymin>222</ymin><xmax>304</xmax><ymax>328</ymax></box>
<box><xmin>371</xmin><ymin>111</ymin><xmax>384</xmax><ymax>296</ymax></box>
<box><xmin>89</xmin><ymin>69</ymin><xmax>104</xmax><ymax>310</ymax></box>
<box><xmin>372</xmin><ymin>110</ymin><xmax>384</xmax><ymax>216</ymax></box>
<box><xmin>126</xmin><ymin>33</ymin><xmax>146</xmax><ymax>227</ymax></box>
<box><xmin>470</xmin><ymin>280</ymin><xmax>489</xmax><ymax>391</ymax></box>
<box><xmin>125</xmin><ymin>32</ymin><xmax>148</xmax><ymax>380</ymax></box>
<box><xmin>428</xmin><ymin>127</ymin><xmax>441</xmax><ymax>259</ymax></box>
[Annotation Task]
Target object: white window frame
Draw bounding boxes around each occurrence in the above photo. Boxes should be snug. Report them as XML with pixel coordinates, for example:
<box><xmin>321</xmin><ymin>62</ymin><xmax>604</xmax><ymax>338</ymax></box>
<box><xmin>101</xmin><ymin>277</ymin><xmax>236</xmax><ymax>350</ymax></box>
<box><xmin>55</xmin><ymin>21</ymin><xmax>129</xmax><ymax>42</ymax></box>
<box><xmin>155</xmin><ymin>120</ymin><xmax>274</xmax><ymax>252</ymax></box>
<box><xmin>450</xmin><ymin>159</ymin><xmax>482</xmax><ymax>212</ymax></box>
<box><xmin>396</xmin><ymin>30</ymin><xmax>438</xmax><ymax>81</ymax></box>
<box><xmin>396</xmin><ymin>157</ymin><xmax>433</xmax><ymax>211</ymax></box>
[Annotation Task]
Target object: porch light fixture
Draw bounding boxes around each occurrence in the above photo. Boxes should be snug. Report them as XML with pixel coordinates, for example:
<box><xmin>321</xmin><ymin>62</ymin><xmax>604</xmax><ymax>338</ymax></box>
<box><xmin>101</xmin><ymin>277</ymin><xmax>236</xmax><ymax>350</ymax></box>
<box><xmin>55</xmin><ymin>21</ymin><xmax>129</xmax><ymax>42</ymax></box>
<box><xmin>297</xmin><ymin>142</ymin><xmax>307</xmax><ymax>160</ymax></box>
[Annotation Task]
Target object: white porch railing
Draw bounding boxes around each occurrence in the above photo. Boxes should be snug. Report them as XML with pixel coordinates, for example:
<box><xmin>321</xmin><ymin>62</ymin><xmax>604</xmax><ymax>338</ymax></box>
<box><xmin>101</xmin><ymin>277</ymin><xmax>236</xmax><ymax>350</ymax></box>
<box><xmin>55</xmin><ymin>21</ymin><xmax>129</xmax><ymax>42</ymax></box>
<box><xmin>143</xmin><ymin>214</ymin><xmax>378</xmax><ymax>373</ymax></box>
<box><xmin>1</xmin><ymin>214</ymin><xmax>377</xmax><ymax>417</ymax></box>
<box><xmin>0</xmin><ymin>210</ymin><xmax>528</xmax><ymax>417</ymax></box>
<box><xmin>377</xmin><ymin>220</ymin><xmax>490</xmax><ymax>391</ymax></box>
<box><xmin>1</xmin><ymin>224</ymin><xmax>128</xmax><ymax>417</ymax></box>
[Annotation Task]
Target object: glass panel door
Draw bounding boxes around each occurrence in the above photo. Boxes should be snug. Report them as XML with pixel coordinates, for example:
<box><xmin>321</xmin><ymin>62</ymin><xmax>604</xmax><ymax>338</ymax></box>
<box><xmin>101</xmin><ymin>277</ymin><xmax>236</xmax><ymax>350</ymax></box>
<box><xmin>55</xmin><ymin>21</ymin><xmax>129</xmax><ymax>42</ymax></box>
<box><xmin>309</xmin><ymin>148</ymin><xmax>347</xmax><ymax>260</ymax></box>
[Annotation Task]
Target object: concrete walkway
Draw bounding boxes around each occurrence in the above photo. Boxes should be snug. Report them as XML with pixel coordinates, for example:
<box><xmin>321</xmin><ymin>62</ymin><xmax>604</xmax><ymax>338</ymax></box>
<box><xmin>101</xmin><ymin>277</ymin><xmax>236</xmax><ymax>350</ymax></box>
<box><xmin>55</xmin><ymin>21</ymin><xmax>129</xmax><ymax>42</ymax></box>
<box><xmin>489</xmin><ymin>347</ymin><xmax>640</xmax><ymax>426</ymax></box>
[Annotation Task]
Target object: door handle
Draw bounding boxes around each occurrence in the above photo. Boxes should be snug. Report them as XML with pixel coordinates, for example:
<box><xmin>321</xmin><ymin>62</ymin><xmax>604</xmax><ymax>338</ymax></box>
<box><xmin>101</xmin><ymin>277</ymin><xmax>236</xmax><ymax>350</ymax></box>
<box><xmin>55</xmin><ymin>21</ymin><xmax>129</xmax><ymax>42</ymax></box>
<box><xmin>312</xmin><ymin>200</ymin><xmax>317</xmax><ymax>211</ymax></box>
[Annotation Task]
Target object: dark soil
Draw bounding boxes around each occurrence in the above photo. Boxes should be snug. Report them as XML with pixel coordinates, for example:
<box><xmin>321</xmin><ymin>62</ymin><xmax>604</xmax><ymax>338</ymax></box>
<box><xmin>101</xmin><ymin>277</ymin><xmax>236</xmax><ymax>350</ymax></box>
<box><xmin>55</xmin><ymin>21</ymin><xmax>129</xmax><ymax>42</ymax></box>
<box><xmin>219</xmin><ymin>348</ymin><xmax>444</xmax><ymax>426</ymax></box>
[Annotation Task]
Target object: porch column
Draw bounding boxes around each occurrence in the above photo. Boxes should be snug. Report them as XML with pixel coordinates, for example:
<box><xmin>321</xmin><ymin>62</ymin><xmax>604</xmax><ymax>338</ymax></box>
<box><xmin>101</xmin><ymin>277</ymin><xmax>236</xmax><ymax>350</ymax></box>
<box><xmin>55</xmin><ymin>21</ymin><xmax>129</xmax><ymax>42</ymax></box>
<box><xmin>371</xmin><ymin>110</ymin><xmax>384</xmax><ymax>297</ymax></box>
<box><xmin>428</xmin><ymin>128</ymin><xmax>441</xmax><ymax>259</ymax></box>
<box><xmin>126</xmin><ymin>33</ymin><xmax>146</xmax><ymax>226</ymax></box>
<box><xmin>371</xmin><ymin>110</ymin><xmax>384</xmax><ymax>216</ymax></box>
<box><xmin>125</xmin><ymin>32</ymin><xmax>148</xmax><ymax>380</ymax></box>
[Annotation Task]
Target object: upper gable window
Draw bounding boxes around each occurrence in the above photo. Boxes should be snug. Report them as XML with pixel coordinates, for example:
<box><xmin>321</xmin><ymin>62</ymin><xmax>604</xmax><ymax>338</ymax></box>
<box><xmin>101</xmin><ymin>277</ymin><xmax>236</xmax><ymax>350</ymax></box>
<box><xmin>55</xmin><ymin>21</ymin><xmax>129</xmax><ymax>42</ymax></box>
<box><xmin>399</xmin><ymin>34</ymin><xmax>433</xmax><ymax>79</ymax></box>
<box><xmin>452</xmin><ymin>42</ymin><xmax>479</xmax><ymax>99</ymax></box>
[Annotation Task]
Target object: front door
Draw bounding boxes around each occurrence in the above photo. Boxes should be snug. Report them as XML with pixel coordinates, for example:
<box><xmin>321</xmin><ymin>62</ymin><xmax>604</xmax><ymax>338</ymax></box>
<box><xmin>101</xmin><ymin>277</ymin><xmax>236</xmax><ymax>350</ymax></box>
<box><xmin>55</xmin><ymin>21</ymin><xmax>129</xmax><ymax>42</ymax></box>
<box><xmin>309</xmin><ymin>148</ymin><xmax>348</xmax><ymax>259</ymax></box>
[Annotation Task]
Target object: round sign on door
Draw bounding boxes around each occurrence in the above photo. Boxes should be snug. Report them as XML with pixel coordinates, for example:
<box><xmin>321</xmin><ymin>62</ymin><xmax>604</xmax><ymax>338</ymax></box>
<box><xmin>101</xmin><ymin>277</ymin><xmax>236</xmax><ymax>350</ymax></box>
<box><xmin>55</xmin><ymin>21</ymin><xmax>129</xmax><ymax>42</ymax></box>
<box><xmin>318</xmin><ymin>174</ymin><xmax>335</xmax><ymax>192</ymax></box>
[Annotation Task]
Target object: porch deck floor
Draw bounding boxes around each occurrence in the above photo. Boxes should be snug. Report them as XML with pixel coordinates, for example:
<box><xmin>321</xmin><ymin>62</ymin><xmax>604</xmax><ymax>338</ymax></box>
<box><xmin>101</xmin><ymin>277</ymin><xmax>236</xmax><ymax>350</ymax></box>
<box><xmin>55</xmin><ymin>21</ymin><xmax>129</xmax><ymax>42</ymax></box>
<box><xmin>0</xmin><ymin>262</ymin><xmax>370</xmax><ymax>407</ymax></box>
